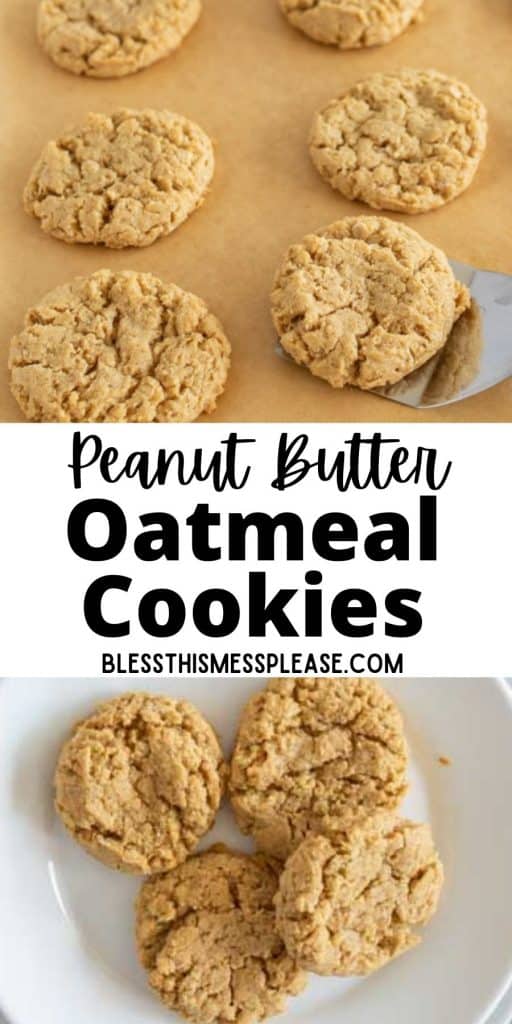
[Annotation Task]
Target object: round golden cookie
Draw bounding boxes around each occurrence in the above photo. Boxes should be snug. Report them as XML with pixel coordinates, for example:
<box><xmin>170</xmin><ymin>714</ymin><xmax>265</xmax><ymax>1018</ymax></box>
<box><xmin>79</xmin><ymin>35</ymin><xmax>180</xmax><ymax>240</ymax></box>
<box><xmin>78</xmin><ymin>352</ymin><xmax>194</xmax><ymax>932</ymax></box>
<box><xmin>37</xmin><ymin>0</ymin><xmax>200</xmax><ymax>78</ymax></box>
<box><xmin>229</xmin><ymin>678</ymin><xmax>408</xmax><ymax>860</ymax></box>
<box><xmin>271</xmin><ymin>216</ymin><xmax>470</xmax><ymax>391</ymax></box>
<box><xmin>310</xmin><ymin>69</ymin><xmax>488</xmax><ymax>214</ymax></box>
<box><xmin>136</xmin><ymin>846</ymin><xmax>307</xmax><ymax>1024</ymax></box>
<box><xmin>275</xmin><ymin>815</ymin><xmax>444</xmax><ymax>976</ymax></box>
<box><xmin>24</xmin><ymin>109</ymin><xmax>214</xmax><ymax>249</ymax></box>
<box><xmin>8</xmin><ymin>270</ymin><xmax>231</xmax><ymax>422</ymax></box>
<box><xmin>279</xmin><ymin>0</ymin><xmax>423</xmax><ymax>48</ymax></box>
<box><xmin>54</xmin><ymin>692</ymin><xmax>226</xmax><ymax>874</ymax></box>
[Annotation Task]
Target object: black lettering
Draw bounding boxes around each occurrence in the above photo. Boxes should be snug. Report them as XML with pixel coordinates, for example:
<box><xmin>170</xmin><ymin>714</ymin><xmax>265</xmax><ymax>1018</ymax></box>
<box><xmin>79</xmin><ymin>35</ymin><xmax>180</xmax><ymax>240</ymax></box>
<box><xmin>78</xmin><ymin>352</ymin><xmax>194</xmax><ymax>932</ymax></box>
<box><xmin>304</xmin><ymin>570</ymin><xmax>323</xmax><ymax>637</ymax></box>
<box><xmin>69</xmin><ymin>432</ymin><xmax>102</xmax><ymax>489</ymax></box>
<box><xmin>193</xmin><ymin>590</ymin><xmax>240</xmax><ymax>637</ymax></box>
<box><xmin>84</xmin><ymin>575</ymin><xmax>131</xmax><ymax>637</ymax></box>
<box><xmin>385</xmin><ymin>589</ymin><xmax>423</xmax><ymax>637</ymax></box>
<box><xmin>134</xmin><ymin>513</ymin><xmax>180</xmax><ymax>561</ymax></box>
<box><xmin>271</xmin><ymin>433</ymin><xmax>310</xmax><ymax>490</ymax></box>
<box><xmin>313</xmin><ymin>513</ymin><xmax>358</xmax><ymax>560</ymax></box>
<box><xmin>331</xmin><ymin>589</ymin><xmax>377</xmax><ymax>638</ymax></box>
<box><xmin>138</xmin><ymin>589</ymin><xmax>186</xmax><ymax>638</ymax></box>
<box><xmin>229</xmin><ymin>512</ymin><xmax>303</xmax><ymax>560</ymax></box>
<box><xmin>249</xmin><ymin>572</ymin><xmax>298</xmax><ymax>636</ymax></box>
<box><xmin>68</xmin><ymin>499</ymin><xmax>126</xmax><ymax>560</ymax></box>
<box><xmin>365</xmin><ymin>513</ymin><xmax>409</xmax><ymax>561</ymax></box>
<box><xmin>187</xmin><ymin>504</ymin><xmax>222</xmax><ymax>560</ymax></box>
<box><xmin>419</xmin><ymin>495</ymin><xmax>437</xmax><ymax>560</ymax></box>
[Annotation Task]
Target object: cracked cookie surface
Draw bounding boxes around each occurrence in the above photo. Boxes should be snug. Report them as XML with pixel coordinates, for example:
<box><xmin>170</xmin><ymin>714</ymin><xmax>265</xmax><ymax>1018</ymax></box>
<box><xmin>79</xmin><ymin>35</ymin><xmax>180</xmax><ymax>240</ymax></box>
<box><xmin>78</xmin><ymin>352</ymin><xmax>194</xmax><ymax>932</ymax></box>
<box><xmin>54</xmin><ymin>692</ymin><xmax>226</xmax><ymax>874</ymax></box>
<box><xmin>279</xmin><ymin>0</ymin><xmax>423</xmax><ymax>48</ymax></box>
<box><xmin>37</xmin><ymin>0</ymin><xmax>200</xmax><ymax>78</ymax></box>
<box><xmin>310</xmin><ymin>69</ymin><xmax>487</xmax><ymax>213</ymax></box>
<box><xmin>229</xmin><ymin>678</ymin><xmax>408</xmax><ymax>860</ymax></box>
<box><xmin>24</xmin><ymin>109</ymin><xmax>214</xmax><ymax>249</ymax></box>
<box><xmin>271</xmin><ymin>216</ymin><xmax>470</xmax><ymax>391</ymax></box>
<box><xmin>136</xmin><ymin>846</ymin><xmax>307</xmax><ymax>1023</ymax></box>
<box><xmin>275</xmin><ymin>815</ymin><xmax>444</xmax><ymax>975</ymax></box>
<box><xmin>8</xmin><ymin>269</ymin><xmax>231</xmax><ymax>422</ymax></box>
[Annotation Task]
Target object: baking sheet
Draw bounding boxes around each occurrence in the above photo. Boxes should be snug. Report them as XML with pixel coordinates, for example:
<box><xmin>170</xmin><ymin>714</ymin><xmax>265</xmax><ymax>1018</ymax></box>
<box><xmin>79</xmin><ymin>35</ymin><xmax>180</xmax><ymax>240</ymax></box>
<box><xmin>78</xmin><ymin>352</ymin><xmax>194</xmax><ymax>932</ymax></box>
<box><xmin>0</xmin><ymin>0</ymin><xmax>511</xmax><ymax>423</ymax></box>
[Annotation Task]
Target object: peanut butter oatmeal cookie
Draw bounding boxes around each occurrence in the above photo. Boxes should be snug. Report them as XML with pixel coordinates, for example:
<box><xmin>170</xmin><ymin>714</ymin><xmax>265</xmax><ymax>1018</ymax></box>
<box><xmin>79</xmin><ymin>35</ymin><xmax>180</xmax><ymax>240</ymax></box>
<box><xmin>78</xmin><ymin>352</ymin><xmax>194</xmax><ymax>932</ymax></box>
<box><xmin>275</xmin><ymin>814</ymin><xmax>444</xmax><ymax>975</ymax></box>
<box><xmin>279</xmin><ymin>0</ymin><xmax>423</xmax><ymax>48</ymax></box>
<box><xmin>54</xmin><ymin>692</ymin><xmax>226</xmax><ymax>874</ymax></box>
<box><xmin>229</xmin><ymin>678</ymin><xmax>408</xmax><ymax>860</ymax></box>
<box><xmin>24</xmin><ymin>109</ymin><xmax>214</xmax><ymax>248</ymax></box>
<box><xmin>37</xmin><ymin>0</ymin><xmax>200</xmax><ymax>78</ymax></box>
<box><xmin>136</xmin><ymin>846</ymin><xmax>307</xmax><ymax>1023</ymax></box>
<box><xmin>8</xmin><ymin>269</ymin><xmax>231</xmax><ymax>422</ymax></box>
<box><xmin>271</xmin><ymin>216</ymin><xmax>470</xmax><ymax>391</ymax></box>
<box><xmin>310</xmin><ymin>69</ymin><xmax>487</xmax><ymax>213</ymax></box>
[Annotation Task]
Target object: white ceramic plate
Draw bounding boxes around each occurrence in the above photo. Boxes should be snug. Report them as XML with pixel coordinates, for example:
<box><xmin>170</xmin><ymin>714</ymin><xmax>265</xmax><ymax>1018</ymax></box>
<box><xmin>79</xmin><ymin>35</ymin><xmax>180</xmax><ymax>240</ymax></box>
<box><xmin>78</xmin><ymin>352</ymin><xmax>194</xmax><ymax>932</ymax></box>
<box><xmin>489</xmin><ymin>984</ymin><xmax>512</xmax><ymax>1024</ymax></box>
<box><xmin>1</xmin><ymin>677</ymin><xmax>512</xmax><ymax>1024</ymax></box>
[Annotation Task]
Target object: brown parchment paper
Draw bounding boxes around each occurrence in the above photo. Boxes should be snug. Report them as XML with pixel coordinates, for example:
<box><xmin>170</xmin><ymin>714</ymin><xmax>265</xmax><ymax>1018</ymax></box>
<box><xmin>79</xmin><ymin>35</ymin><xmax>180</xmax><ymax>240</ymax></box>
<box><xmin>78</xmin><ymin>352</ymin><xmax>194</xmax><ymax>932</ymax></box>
<box><xmin>0</xmin><ymin>0</ymin><xmax>511</xmax><ymax>423</ymax></box>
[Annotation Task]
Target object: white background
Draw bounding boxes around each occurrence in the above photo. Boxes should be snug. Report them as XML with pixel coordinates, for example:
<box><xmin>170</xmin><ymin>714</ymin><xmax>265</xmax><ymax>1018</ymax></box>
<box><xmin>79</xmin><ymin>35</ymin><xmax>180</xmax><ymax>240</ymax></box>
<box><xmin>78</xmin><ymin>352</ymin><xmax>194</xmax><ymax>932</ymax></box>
<box><xmin>0</xmin><ymin>422</ymin><xmax>509</xmax><ymax>677</ymax></box>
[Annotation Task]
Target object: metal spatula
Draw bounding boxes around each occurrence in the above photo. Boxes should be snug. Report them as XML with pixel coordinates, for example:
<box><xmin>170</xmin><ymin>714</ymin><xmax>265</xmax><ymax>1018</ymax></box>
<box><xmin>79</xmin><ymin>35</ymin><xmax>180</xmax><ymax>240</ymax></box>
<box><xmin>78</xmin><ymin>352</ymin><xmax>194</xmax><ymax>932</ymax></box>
<box><xmin>373</xmin><ymin>260</ymin><xmax>512</xmax><ymax>408</ymax></box>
